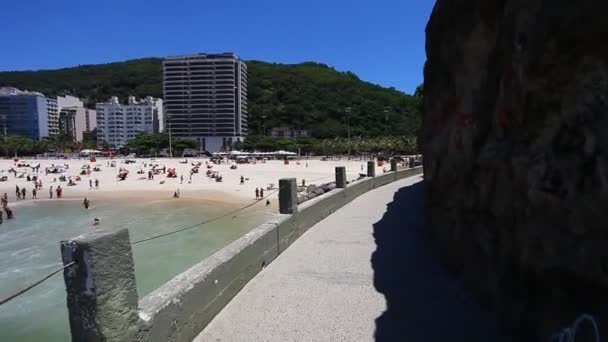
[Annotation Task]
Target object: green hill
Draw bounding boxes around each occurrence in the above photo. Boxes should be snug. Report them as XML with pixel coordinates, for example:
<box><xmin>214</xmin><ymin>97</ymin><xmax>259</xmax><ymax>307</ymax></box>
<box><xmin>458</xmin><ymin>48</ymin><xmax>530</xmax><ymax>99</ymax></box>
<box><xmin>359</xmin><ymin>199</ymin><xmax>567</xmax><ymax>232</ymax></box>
<box><xmin>0</xmin><ymin>58</ymin><xmax>421</xmax><ymax>138</ymax></box>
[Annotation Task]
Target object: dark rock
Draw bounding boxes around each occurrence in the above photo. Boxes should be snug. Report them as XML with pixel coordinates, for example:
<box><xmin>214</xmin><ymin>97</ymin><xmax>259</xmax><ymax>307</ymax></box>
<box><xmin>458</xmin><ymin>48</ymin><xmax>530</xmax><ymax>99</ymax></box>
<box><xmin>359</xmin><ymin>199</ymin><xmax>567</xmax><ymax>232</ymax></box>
<box><xmin>424</xmin><ymin>0</ymin><xmax>608</xmax><ymax>340</ymax></box>
<box><xmin>312</xmin><ymin>187</ymin><xmax>325</xmax><ymax>196</ymax></box>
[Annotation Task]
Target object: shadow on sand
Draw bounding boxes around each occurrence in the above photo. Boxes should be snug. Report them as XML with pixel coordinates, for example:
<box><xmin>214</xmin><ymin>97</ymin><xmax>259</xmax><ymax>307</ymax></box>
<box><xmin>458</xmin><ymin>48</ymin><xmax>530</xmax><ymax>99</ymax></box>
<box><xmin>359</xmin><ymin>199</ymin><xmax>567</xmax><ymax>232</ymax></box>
<box><xmin>371</xmin><ymin>180</ymin><xmax>508</xmax><ymax>342</ymax></box>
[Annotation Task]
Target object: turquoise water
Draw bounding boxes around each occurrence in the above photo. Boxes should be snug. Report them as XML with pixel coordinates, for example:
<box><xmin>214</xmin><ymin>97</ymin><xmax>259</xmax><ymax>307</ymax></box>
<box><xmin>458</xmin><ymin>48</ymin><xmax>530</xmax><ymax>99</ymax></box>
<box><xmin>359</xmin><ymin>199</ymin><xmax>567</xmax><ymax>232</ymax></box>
<box><xmin>0</xmin><ymin>198</ymin><xmax>273</xmax><ymax>341</ymax></box>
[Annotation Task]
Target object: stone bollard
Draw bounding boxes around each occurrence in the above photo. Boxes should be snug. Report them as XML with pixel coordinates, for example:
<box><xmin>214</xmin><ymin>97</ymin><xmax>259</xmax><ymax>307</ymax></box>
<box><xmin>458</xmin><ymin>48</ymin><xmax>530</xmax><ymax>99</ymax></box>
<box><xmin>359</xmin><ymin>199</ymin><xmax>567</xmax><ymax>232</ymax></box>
<box><xmin>390</xmin><ymin>159</ymin><xmax>398</xmax><ymax>172</ymax></box>
<box><xmin>367</xmin><ymin>161</ymin><xmax>376</xmax><ymax>177</ymax></box>
<box><xmin>335</xmin><ymin>167</ymin><xmax>347</xmax><ymax>188</ymax></box>
<box><xmin>61</xmin><ymin>228</ymin><xmax>141</xmax><ymax>342</ymax></box>
<box><xmin>279</xmin><ymin>178</ymin><xmax>298</xmax><ymax>214</ymax></box>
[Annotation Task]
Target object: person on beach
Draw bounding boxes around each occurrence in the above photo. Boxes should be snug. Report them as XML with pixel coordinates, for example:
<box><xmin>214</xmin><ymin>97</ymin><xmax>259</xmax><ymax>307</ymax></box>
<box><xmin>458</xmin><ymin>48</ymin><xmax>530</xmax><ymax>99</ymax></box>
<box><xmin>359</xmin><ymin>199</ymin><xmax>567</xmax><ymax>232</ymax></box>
<box><xmin>0</xmin><ymin>210</ymin><xmax>3</xmax><ymax>225</ymax></box>
<box><xmin>255</xmin><ymin>188</ymin><xmax>259</xmax><ymax>200</ymax></box>
<box><xmin>93</xmin><ymin>218</ymin><xmax>100</xmax><ymax>226</ymax></box>
<box><xmin>302</xmin><ymin>179</ymin><xmax>306</xmax><ymax>187</ymax></box>
<box><xmin>89</xmin><ymin>179</ymin><xmax>93</xmax><ymax>189</ymax></box>
<box><xmin>260</xmin><ymin>188</ymin><xmax>264</xmax><ymax>199</ymax></box>
<box><xmin>5</xmin><ymin>206</ymin><xmax>14</xmax><ymax>219</ymax></box>
<box><xmin>266</xmin><ymin>199</ymin><xmax>270</xmax><ymax>206</ymax></box>
<box><xmin>16</xmin><ymin>185</ymin><xmax>20</xmax><ymax>200</ymax></box>
<box><xmin>32</xmin><ymin>188</ymin><xmax>37</xmax><ymax>199</ymax></box>
<box><xmin>180</xmin><ymin>175</ymin><xmax>184</xmax><ymax>184</ymax></box>
<box><xmin>173</xmin><ymin>189</ymin><xmax>180</xmax><ymax>198</ymax></box>
<box><xmin>56</xmin><ymin>186</ymin><xmax>63</xmax><ymax>199</ymax></box>
<box><xmin>240</xmin><ymin>176</ymin><xmax>245</xmax><ymax>185</ymax></box>
<box><xmin>95</xmin><ymin>179</ymin><xmax>99</xmax><ymax>189</ymax></box>
<box><xmin>49</xmin><ymin>186</ymin><xmax>53</xmax><ymax>199</ymax></box>
<box><xmin>83</xmin><ymin>198</ymin><xmax>90</xmax><ymax>210</ymax></box>
<box><xmin>1</xmin><ymin>193</ymin><xmax>8</xmax><ymax>206</ymax></box>
<box><xmin>21</xmin><ymin>188</ymin><xmax>26</xmax><ymax>200</ymax></box>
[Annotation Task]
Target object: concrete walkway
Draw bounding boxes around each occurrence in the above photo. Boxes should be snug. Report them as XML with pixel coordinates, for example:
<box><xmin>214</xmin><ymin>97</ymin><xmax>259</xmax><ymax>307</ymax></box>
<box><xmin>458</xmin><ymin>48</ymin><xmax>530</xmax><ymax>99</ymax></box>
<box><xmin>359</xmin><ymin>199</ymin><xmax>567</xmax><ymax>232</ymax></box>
<box><xmin>194</xmin><ymin>175</ymin><xmax>505</xmax><ymax>342</ymax></box>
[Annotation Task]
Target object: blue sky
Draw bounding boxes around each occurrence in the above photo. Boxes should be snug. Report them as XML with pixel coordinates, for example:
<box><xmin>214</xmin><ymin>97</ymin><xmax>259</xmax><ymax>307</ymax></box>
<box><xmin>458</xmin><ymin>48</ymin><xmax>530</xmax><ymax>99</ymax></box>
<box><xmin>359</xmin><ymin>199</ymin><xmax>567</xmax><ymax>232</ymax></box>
<box><xmin>1</xmin><ymin>0</ymin><xmax>435</xmax><ymax>94</ymax></box>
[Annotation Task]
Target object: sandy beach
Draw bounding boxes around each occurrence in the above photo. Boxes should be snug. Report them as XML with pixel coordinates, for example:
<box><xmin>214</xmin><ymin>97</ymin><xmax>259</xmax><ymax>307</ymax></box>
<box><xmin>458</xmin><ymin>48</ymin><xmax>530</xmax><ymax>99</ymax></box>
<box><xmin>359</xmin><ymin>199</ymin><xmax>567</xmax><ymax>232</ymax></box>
<box><xmin>0</xmin><ymin>156</ymin><xmax>386</xmax><ymax>206</ymax></box>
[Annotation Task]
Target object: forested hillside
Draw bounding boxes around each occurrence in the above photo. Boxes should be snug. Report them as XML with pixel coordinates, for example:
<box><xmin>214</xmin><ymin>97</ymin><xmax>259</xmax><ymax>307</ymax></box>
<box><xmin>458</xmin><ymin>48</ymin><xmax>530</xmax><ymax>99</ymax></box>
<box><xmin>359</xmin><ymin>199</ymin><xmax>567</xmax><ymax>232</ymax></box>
<box><xmin>0</xmin><ymin>58</ymin><xmax>421</xmax><ymax>138</ymax></box>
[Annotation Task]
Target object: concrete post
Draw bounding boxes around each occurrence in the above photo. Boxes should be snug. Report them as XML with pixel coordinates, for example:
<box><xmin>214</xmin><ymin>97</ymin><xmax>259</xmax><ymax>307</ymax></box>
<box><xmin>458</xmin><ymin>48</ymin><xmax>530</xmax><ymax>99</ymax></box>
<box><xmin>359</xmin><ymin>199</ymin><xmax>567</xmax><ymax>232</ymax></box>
<box><xmin>390</xmin><ymin>159</ymin><xmax>398</xmax><ymax>172</ymax></box>
<box><xmin>335</xmin><ymin>167</ymin><xmax>347</xmax><ymax>188</ymax></box>
<box><xmin>279</xmin><ymin>178</ymin><xmax>298</xmax><ymax>214</ymax></box>
<box><xmin>60</xmin><ymin>228</ymin><xmax>141</xmax><ymax>342</ymax></box>
<box><xmin>367</xmin><ymin>161</ymin><xmax>376</xmax><ymax>177</ymax></box>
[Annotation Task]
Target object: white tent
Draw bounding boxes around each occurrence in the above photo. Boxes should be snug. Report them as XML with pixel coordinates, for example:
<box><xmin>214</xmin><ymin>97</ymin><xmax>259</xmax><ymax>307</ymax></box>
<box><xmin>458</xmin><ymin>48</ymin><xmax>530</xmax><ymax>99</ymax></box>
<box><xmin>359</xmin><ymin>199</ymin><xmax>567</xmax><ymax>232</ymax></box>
<box><xmin>80</xmin><ymin>149</ymin><xmax>102</xmax><ymax>155</ymax></box>
<box><xmin>274</xmin><ymin>150</ymin><xmax>297</xmax><ymax>156</ymax></box>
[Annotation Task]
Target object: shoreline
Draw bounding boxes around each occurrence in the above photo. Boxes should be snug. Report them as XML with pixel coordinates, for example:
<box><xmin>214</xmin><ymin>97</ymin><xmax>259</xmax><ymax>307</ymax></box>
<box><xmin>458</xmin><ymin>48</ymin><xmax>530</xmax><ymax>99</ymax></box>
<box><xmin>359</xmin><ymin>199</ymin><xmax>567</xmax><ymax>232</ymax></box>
<box><xmin>0</xmin><ymin>157</ymin><xmax>386</xmax><ymax>208</ymax></box>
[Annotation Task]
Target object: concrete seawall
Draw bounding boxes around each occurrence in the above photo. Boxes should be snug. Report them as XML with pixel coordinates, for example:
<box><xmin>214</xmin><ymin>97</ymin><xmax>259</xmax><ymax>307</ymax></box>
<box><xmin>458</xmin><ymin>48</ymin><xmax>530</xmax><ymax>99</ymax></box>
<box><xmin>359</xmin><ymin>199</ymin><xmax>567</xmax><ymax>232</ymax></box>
<box><xmin>62</xmin><ymin>166</ymin><xmax>423</xmax><ymax>341</ymax></box>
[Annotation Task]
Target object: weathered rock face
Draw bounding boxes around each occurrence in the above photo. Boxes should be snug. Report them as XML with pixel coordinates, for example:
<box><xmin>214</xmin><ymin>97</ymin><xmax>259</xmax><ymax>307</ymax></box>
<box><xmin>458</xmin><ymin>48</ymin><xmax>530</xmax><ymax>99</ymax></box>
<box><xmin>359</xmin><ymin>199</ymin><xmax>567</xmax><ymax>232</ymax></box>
<box><xmin>423</xmin><ymin>0</ymin><xmax>608</xmax><ymax>339</ymax></box>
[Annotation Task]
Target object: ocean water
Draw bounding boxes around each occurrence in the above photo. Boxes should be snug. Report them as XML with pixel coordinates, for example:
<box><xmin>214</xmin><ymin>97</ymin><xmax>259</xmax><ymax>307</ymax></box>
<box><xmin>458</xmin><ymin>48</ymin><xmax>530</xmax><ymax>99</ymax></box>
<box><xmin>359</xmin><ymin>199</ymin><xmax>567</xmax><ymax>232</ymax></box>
<box><xmin>0</xmin><ymin>198</ymin><xmax>274</xmax><ymax>342</ymax></box>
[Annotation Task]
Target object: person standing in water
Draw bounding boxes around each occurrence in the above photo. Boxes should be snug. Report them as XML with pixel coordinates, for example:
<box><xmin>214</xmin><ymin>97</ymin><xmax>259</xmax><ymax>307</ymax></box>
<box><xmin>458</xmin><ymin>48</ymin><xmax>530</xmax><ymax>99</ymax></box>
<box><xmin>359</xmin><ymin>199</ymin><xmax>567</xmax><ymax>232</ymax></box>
<box><xmin>5</xmin><ymin>206</ymin><xmax>14</xmax><ymax>219</ymax></box>
<box><xmin>83</xmin><ymin>198</ymin><xmax>90</xmax><ymax>210</ymax></box>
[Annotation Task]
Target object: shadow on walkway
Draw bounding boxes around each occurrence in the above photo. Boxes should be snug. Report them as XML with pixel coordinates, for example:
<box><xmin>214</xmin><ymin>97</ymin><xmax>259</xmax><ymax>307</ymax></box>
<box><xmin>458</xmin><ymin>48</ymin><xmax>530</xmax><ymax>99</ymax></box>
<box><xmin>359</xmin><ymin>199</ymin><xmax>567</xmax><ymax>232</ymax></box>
<box><xmin>372</xmin><ymin>180</ymin><xmax>508</xmax><ymax>341</ymax></box>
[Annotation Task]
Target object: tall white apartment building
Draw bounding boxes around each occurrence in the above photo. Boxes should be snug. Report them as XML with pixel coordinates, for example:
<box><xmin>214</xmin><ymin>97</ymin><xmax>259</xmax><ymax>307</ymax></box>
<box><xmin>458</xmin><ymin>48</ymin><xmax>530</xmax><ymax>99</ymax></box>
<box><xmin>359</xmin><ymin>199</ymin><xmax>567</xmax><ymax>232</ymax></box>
<box><xmin>96</xmin><ymin>96</ymin><xmax>163</xmax><ymax>147</ymax></box>
<box><xmin>46</xmin><ymin>97</ymin><xmax>59</xmax><ymax>136</ymax></box>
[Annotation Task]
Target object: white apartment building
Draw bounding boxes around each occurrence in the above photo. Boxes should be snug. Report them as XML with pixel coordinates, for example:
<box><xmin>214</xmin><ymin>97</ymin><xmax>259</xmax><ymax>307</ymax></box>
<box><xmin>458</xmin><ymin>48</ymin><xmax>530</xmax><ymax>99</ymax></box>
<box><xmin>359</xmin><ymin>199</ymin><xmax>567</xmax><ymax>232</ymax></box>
<box><xmin>96</xmin><ymin>96</ymin><xmax>163</xmax><ymax>147</ymax></box>
<box><xmin>57</xmin><ymin>95</ymin><xmax>97</xmax><ymax>141</ymax></box>
<box><xmin>46</xmin><ymin>97</ymin><xmax>59</xmax><ymax>136</ymax></box>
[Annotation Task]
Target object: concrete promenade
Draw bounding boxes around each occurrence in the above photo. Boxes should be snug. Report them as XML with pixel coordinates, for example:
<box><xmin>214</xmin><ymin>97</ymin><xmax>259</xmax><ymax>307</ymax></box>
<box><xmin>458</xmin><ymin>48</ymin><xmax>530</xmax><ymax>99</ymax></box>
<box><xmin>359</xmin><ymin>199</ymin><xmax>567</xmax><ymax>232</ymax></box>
<box><xmin>195</xmin><ymin>175</ymin><xmax>506</xmax><ymax>342</ymax></box>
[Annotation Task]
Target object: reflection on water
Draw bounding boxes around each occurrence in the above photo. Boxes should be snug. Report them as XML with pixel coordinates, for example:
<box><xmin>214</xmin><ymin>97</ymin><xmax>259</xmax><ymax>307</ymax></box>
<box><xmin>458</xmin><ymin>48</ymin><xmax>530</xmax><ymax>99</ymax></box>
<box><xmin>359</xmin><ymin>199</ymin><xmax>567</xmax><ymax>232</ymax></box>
<box><xmin>0</xmin><ymin>198</ymin><xmax>273</xmax><ymax>342</ymax></box>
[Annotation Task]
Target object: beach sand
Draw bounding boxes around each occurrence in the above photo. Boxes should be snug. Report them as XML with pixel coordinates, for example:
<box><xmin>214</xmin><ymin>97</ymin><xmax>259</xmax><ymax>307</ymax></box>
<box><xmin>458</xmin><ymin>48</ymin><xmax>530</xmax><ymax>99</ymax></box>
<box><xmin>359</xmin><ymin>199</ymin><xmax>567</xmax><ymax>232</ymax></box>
<box><xmin>0</xmin><ymin>157</ymin><xmax>386</xmax><ymax>206</ymax></box>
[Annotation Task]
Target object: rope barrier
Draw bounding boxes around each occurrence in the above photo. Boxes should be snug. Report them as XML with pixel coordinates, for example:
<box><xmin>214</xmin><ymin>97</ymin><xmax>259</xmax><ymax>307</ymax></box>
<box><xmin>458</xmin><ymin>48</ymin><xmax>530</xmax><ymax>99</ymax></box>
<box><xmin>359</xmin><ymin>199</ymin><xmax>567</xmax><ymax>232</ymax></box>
<box><xmin>131</xmin><ymin>186</ymin><xmax>282</xmax><ymax>245</ymax></box>
<box><xmin>0</xmin><ymin>172</ymin><xmax>336</xmax><ymax>306</ymax></box>
<box><xmin>131</xmin><ymin>173</ymin><xmax>336</xmax><ymax>245</ymax></box>
<box><xmin>0</xmin><ymin>261</ymin><xmax>75</xmax><ymax>307</ymax></box>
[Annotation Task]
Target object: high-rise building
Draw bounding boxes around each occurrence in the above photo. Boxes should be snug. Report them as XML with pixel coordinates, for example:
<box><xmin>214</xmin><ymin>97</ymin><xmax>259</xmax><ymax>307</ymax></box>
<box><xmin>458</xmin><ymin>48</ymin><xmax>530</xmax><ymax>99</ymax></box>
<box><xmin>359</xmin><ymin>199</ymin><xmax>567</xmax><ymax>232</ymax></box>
<box><xmin>96</xmin><ymin>96</ymin><xmax>163</xmax><ymax>147</ymax></box>
<box><xmin>162</xmin><ymin>53</ymin><xmax>248</xmax><ymax>152</ymax></box>
<box><xmin>57</xmin><ymin>95</ymin><xmax>97</xmax><ymax>142</ymax></box>
<box><xmin>47</xmin><ymin>98</ymin><xmax>59</xmax><ymax>136</ymax></box>
<box><xmin>0</xmin><ymin>87</ymin><xmax>54</xmax><ymax>139</ymax></box>
<box><xmin>59</xmin><ymin>107</ymin><xmax>97</xmax><ymax>142</ymax></box>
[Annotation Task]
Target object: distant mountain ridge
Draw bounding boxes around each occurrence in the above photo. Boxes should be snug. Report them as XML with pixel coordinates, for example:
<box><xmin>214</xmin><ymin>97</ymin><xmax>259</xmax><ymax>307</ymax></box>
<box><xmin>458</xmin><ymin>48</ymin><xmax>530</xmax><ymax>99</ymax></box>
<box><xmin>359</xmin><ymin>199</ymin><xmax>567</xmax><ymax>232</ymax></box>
<box><xmin>0</xmin><ymin>58</ymin><xmax>421</xmax><ymax>138</ymax></box>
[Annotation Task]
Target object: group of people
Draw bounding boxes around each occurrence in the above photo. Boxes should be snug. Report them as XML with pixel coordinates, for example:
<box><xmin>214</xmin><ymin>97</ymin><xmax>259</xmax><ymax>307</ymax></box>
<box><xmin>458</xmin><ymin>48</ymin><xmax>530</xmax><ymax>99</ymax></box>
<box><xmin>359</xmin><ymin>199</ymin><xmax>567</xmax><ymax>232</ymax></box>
<box><xmin>88</xmin><ymin>179</ymin><xmax>100</xmax><ymax>189</ymax></box>
<box><xmin>15</xmin><ymin>185</ymin><xmax>38</xmax><ymax>200</ymax></box>
<box><xmin>255</xmin><ymin>187</ymin><xmax>265</xmax><ymax>200</ymax></box>
<box><xmin>48</xmin><ymin>185</ymin><xmax>64</xmax><ymax>199</ymax></box>
<box><xmin>255</xmin><ymin>187</ymin><xmax>271</xmax><ymax>206</ymax></box>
